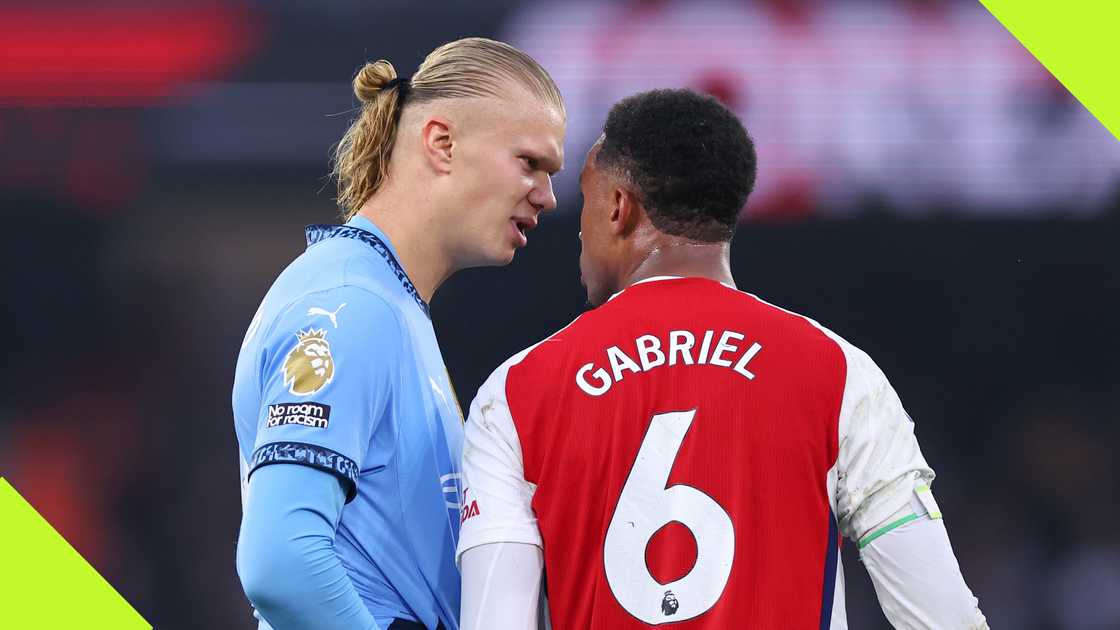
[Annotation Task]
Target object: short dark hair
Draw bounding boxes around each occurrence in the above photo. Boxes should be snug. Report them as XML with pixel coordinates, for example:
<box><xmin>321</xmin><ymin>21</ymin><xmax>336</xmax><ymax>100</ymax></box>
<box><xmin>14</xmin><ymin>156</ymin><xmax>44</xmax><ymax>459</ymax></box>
<box><xmin>597</xmin><ymin>89</ymin><xmax>757</xmax><ymax>242</ymax></box>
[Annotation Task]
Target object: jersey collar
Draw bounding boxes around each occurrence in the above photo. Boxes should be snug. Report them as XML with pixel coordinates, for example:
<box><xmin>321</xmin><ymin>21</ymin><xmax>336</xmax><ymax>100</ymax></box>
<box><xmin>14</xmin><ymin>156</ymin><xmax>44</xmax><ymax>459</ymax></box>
<box><xmin>305</xmin><ymin>216</ymin><xmax>431</xmax><ymax>318</ymax></box>
<box><xmin>607</xmin><ymin>275</ymin><xmax>684</xmax><ymax>302</ymax></box>
<box><xmin>607</xmin><ymin>275</ymin><xmax>736</xmax><ymax>302</ymax></box>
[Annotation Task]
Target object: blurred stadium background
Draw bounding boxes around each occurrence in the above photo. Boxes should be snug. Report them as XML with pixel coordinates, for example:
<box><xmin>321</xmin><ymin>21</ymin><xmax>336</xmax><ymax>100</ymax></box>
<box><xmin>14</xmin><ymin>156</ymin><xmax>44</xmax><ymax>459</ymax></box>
<box><xmin>1</xmin><ymin>1</ymin><xmax>1118</xmax><ymax>628</ymax></box>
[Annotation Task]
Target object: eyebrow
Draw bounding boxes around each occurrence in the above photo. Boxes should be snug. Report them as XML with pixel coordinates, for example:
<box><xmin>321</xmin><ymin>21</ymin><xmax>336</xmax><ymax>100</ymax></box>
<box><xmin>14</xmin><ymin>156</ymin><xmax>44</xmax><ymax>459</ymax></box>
<box><xmin>521</xmin><ymin>148</ymin><xmax>563</xmax><ymax>175</ymax></box>
<box><xmin>539</xmin><ymin>154</ymin><xmax>563</xmax><ymax>176</ymax></box>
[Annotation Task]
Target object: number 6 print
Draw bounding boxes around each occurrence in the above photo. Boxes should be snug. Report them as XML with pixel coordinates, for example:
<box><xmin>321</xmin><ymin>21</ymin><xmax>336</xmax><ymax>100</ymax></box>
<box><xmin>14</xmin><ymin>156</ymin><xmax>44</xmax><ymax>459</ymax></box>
<box><xmin>603</xmin><ymin>409</ymin><xmax>735</xmax><ymax>624</ymax></box>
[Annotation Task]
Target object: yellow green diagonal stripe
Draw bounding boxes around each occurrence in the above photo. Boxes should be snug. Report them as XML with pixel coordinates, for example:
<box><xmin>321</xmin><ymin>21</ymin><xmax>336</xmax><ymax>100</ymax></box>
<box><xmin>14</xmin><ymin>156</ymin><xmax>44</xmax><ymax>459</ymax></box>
<box><xmin>0</xmin><ymin>478</ymin><xmax>150</xmax><ymax>629</ymax></box>
<box><xmin>980</xmin><ymin>1</ymin><xmax>1120</xmax><ymax>141</ymax></box>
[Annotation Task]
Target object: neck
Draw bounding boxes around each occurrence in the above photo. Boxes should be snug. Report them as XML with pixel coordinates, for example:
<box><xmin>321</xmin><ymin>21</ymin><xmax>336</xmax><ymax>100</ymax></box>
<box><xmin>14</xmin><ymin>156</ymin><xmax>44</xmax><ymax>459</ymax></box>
<box><xmin>625</xmin><ymin>238</ymin><xmax>735</xmax><ymax>290</ymax></box>
<box><xmin>356</xmin><ymin>193</ymin><xmax>452</xmax><ymax>304</ymax></box>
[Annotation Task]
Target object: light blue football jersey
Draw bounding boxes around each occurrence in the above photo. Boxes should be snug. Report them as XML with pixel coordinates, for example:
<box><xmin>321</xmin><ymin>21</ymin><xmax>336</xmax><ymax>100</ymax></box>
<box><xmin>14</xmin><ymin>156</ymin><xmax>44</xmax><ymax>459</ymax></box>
<box><xmin>233</xmin><ymin>215</ymin><xmax>463</xmax><ymax>629</ymax></box>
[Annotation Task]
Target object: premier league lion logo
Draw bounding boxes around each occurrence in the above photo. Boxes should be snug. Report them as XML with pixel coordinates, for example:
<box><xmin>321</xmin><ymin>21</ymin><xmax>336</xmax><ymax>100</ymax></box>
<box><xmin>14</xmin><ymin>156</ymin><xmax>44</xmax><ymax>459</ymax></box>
<box><xmin>661</xmin><ymin>590</ymin><xmax>679</xmax><ymax>616</ymax></box>
<box><xmin>282</xmin><ymin>329</ymin><xmax>335</xmax><ymax>395</ymax></box>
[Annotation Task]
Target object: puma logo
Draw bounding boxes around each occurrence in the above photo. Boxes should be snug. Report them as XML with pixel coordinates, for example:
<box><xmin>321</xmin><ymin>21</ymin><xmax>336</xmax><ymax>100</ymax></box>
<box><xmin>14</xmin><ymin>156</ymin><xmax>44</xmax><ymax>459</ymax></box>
<box><xmin>307</xmin><ymin>303</ymin><xmax>347</xmax><ymax>328</ymax></box>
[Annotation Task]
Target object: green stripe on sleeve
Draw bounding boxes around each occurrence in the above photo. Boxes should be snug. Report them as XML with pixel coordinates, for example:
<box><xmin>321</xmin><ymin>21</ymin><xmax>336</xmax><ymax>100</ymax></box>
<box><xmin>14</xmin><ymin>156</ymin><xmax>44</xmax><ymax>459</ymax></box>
<box><xmin>858</xmin><ymin>513</ymin><xmax>923</xmax><ymax>549</ymax></box>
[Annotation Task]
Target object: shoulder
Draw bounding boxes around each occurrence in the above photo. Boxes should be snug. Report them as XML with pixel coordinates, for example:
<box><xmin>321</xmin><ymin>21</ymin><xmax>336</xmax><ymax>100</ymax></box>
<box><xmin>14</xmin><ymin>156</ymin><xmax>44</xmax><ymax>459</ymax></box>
<box><xmin>732</xmin><ymin>288</ymin><xmax>871</xmax><ymax>370</ymax></box>
<box><xmin>740</xmin><ymin>293</ymin><xmax>901</xmax><ymax>426</ymax></box>
<box><xmin>275</xmin><ymin>283</ymin><xmax>402</xmax><ymax>328</ymax></box>
<box><xmin>770</xmin><ymin>307</ymin><xmax>886</xmax><ymax>389</ymax></box>
<box><xmin>290</xmin><ymin>234</ymin><xmax>410</xmax><ymax>300</ymax></box>
<box><xmin>259</xmin><ymin>284</ymin><xmax>407</xmax><ymax>368</ymax></box>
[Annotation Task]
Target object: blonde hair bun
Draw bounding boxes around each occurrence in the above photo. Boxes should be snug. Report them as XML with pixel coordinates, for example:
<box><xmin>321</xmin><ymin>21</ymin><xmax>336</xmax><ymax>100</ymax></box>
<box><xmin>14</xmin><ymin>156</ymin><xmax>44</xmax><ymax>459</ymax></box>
<box><xmin>353</xmin><ymin>60</ymin><xmax>397</xmax><ymax>104</ymax></box>
<box><xmin>333</xmin><ymin>38</ymin><xmax>563</xmax><ymax>219</ymax></box>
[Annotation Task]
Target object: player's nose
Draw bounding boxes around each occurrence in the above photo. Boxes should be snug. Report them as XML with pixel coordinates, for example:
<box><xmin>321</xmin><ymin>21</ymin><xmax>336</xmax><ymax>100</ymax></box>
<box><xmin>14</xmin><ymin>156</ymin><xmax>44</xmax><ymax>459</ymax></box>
<box><xmin>529</xmin><ymin>173</ymin><xmax>558</xmax><ymax>213</ymax></box>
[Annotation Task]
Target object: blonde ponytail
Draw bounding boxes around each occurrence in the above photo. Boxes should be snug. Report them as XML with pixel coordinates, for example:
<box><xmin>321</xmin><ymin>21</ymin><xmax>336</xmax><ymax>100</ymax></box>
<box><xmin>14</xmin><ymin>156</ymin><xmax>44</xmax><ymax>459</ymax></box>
<box><xmin>332</xmin><ymin>38</ymin><xmax>563</xmax><ymax>219</ymax></box>
<box><xmin>332</xmin><ymin>60</ymin><xmax>408</xmax><ymax>220</ymax></box>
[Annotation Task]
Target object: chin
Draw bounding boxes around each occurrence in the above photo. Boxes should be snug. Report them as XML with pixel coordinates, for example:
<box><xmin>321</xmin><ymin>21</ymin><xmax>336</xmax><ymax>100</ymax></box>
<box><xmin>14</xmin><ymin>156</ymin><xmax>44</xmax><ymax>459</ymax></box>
<box><xmin>487</xmin><ymin>245</ymin><xmax>517</xmax><ymax>267</ymax></box>
<box><xmin>463</xmin><ymin>242</ymin><xmax>516</xmax><ymax>269</ymax></box>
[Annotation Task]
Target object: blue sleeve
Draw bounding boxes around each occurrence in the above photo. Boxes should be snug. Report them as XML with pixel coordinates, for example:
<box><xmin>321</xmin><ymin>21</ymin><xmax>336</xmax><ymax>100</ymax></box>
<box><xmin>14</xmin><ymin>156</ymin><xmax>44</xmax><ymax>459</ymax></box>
<box><xmin>237</xmin><ymin>463</ymin><xmax>381</xmax><ymax>630</ymax></box>
<box><xmin>249</xmin><ymin>286</ymin><xmax>401</xmax><ymax>501</ymax></box>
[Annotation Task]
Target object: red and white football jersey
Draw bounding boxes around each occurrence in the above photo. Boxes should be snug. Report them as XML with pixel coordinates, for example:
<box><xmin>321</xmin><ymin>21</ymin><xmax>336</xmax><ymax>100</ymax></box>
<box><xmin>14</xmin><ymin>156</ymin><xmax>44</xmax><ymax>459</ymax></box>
<box><xmin>457</xmin><ymin>276</ymin><xmax>933</xmax><ymax>629</ymax></box>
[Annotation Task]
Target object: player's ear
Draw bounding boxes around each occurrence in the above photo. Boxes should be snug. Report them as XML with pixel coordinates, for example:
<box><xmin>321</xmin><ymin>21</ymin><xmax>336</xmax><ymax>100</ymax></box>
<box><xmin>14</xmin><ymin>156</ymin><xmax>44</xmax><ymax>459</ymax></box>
<box><xmin>607</xmin><ymin>187</ymin><xmax>624</xmax><ymax>235</ymax></box>
<box><xmin>420</xmin><ymin>116</ymin><xmax>453</xmax><ymax>174</ymax></box>
<box><xmin>613</xmin><ymin>186</ymin><xmax>643</xmax><ymax>236</ymax></box>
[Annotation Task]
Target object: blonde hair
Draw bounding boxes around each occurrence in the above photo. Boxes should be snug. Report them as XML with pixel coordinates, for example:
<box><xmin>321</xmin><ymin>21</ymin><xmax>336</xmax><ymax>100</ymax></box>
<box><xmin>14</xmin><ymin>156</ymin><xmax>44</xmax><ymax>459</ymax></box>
<box><xmin>331</xmin><ymin>37</ymin><xmax>564</xmax><ymax>220</ymax></box>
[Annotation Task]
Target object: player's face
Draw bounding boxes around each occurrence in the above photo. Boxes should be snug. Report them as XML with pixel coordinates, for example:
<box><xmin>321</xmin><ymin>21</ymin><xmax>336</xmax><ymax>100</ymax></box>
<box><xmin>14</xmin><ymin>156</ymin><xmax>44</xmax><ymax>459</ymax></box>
<box><xmin>578</xmin><ymin>141</ymin><xmax>619</xmax><ymax>307</ymax></box>
<box><xmin>447</xmin><ymin>88</ymin><xmax>564</xmax><ymax>267</ymax></box>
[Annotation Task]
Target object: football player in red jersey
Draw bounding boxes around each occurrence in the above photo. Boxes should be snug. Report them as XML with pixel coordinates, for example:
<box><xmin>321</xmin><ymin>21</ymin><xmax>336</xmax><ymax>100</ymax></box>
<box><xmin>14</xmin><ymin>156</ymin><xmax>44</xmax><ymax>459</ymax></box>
<box><xmin>457</xmin><ymin>89</ymin><xmax>987</xmax><ymax>629</ymax></box>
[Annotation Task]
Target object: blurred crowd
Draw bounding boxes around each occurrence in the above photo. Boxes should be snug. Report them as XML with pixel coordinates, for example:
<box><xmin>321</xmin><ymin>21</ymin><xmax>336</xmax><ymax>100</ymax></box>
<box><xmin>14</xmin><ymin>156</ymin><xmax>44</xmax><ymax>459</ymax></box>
<box><xmin>1</xmin><ymin>1</ymin><xmax>1117</xmax><ymax>628</ymax></box>
<box><xmin>508</xmin><ymin>0</ymin><xmax>1120</xmax><ymax>218</ymax></box>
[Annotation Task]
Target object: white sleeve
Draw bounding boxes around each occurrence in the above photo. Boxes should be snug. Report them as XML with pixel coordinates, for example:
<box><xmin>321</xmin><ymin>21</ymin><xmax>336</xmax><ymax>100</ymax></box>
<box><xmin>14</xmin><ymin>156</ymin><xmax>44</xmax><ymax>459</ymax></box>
<box><xmin>861</xmin><ymin>504</ymin><xmax>988</xmax><ymax>629</ymax></box>
<box><xmin>460</xmin><ymin>542</ymin><xmax>543</xmax><ymax>630</ymax></box>
<box><xmin>828</xmin><ymin>333</ymin><xmax>935</xmax><ymax>541</ymax></box>
<box><xmin>455</xmin><ymin>352</ymin><xmax>542</xmax><ymax>565</ymax></box>
<box><xmin>825</xmin><ymin>332</ymin><xmax>986</xmax><ymax>627</ymax></box>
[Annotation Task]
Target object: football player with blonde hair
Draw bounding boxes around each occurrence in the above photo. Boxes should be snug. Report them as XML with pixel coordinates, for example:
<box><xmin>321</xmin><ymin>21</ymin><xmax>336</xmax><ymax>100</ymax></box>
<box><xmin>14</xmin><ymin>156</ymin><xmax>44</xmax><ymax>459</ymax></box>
<box><xmin>233</xmin><ymin>37</ymin><xmax>564</xmax><ymax>630</ymax></box>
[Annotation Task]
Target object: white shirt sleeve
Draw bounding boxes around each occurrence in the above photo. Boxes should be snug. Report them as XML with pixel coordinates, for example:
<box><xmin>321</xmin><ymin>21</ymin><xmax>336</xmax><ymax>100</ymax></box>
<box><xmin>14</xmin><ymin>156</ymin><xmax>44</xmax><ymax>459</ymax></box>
<box><xmin>460</xmin><ymin>542</ymin><xmax>544</xmax><ymax>630</ymax></box>
<box><xmin>861</xmin><ymin>508</ymin><xmax>989</xmax><ymax>629</ymax></box>
<box><xmin>456</xmin><ymin>350</ymin><xmax>542</xmax><ymax>566</ymax></box>
<box><xmin>822</xmin><ymin>329</ymin><xmax>986</xmax><ymax>627</ymax></box>
<box><xmin>826</xmin><ymin>332</ymin><xmax>935</xmax><ymax>541</ymax></box>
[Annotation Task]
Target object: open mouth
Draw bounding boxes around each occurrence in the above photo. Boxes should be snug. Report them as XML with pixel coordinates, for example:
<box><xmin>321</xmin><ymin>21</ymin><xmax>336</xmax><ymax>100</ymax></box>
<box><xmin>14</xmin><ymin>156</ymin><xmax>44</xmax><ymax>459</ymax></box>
<box><xmin>510</xmin><ymin>216</ymin><xmax>537</xmax><ymax>246</ymax></box>
<box><xmin>513</xmin><ymin>216</ymin><xmax>536</xmax><ymax>234</ymax></box>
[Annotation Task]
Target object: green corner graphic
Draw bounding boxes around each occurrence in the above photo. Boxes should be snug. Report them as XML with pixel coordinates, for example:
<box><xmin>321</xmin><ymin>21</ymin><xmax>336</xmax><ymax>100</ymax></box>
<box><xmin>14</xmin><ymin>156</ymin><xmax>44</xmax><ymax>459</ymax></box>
<box><xmin>980</xmin><ymin>1</ymin><xmax>1120</xmax><ymax>141</ymax></box>
<box><xmin>0</xmin><ymin>478</ymin><xmax>150</xmax><ymax>629</ymax></box>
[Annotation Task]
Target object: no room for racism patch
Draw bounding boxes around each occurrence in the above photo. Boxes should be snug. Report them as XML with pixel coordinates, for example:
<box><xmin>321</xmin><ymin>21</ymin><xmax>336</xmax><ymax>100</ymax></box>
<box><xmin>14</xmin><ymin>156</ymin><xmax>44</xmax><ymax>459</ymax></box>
<box><xmin>267</xmin><ymin>402</ymin><xmax>332</xmax><ymax>429</ymax></box>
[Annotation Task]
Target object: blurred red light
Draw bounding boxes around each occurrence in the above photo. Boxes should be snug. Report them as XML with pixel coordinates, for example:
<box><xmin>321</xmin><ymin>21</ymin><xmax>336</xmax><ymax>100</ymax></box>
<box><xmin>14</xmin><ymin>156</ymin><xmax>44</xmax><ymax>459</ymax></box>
<box><xmin>0</xmin><ymin>4</ymin><xmax>262</xmax><ymax>107</ymax></box>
